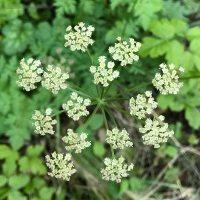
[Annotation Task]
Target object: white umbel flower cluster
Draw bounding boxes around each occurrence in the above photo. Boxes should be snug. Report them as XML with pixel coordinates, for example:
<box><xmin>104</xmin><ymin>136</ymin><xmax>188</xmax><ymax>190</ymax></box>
<box><xmin>152</xmin><ymin>63</ymin><xmax>184</xmax><ymax>95</ymax></box>
<box><xmin>62</xmin><ymin>92</ymin><xmax>91</xmax><ymax>121</ymax></box>
<box><xmin>108</xmin><ymin>37</ymin><xmax>141</xmax><ymax>66</ymax></box>
<box><xmin>45</xmin><ymin>152</ymin><xmax>76</xmax><ymax>181</ymax></box>
<box><xmin>62</xmin><ymin>129</ymin><xmax>91</xmax><ymax>153</ymax></box>
<box><xmin>16</xmin><ymin>58</ymin><xmax>43</xmax><ymax>91</ymax></box>
<box><xmin>90</xmin><ymin>56</ymin><xmax>119</xmax><ymax>87</ymax></box>
<box><xmin>41</xmin><ymin>65</ymin><xmax>69</xmax><ymax>94</ymax></box>
<box><xmin>139</xmin><ymin>115</ymin><xmax>174</xmax><ymax>148</ymax></box>
<box><xmin>106</xmin><ymin>128</ymin><xmax>133</xmax><ymax>149</ymax></box>
<box><xmin>101</xmin><ymin>156</ymin><xmax>134</xmax><ymax>183</ymax></box>
<box><xmin>129</xmin><ymin>91</ymin><xmax>158</xmax><ymax>119</ymax></box>
<box><xmin>64</xmin><ymin>22</ymin><xmax>95</xmax><ymax>52</ymax></box>
<box><xmin>32</xmin><ymin>108</ymin><xmax>57</xmax><ymax>135</ymax></box>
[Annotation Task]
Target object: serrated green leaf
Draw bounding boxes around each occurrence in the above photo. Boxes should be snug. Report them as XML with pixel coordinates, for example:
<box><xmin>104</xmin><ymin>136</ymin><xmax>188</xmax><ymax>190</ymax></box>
<box><xmin>29</xmin><ymin>157</ymin><xmax>47</xmax><ymax>175</ymax></box>
<box><xmin>93</xmin><ymin>141</ymin><xmax>105</xmax><ymax>157</ymax></box>
<box><xmin>19</xmin><ymin>156</ymin><xmax>29</xmax><ymax>173</ymax></box>
<box><xmin>0</xmin><ymin>145</ymin><xmax>18</xmax><ymax>160</ymax></box>
<box><xmin>134</xmin><ymin>0</ymin><xmax>162</xmax><ymax>30</ymax></box>
<box><xmin>139</xmin><ymin>37</ymin><xmax>169</xmax><ymax>58</ymax></box>
<box><xmin>0</xmin><ymin>175</ymin><xmax>7</xmax><ymax>187</ymax></box>
<box><xmin>161</xmin><ymin>0</ymin><xmax>191</xmax><ymax>21</ymax></box>
<box><xmin>186</xmin><ymin>27</ymin><xmax>200</xmax><ymax>41</ymax></box>
<box><xmin>3</xmin><ymin>158</ymin><xmax>17</xmax><ymax>176</ymax></box>
<box><xmin>171</xmin><ymin>19</ymin><xmax>187</xmax><ymax>37</ymax></box>
<box><xmin>110</xmin><ymin>0</ymin><xmax>130</xmax><ymax>11</ymax></box>
<box><xmin>105</xmin><ymin>21</ymin><xmax>123</xmax><ymax>44</ymax></box>
<box><xmin>8</xmin><ymin>175</ymin><xmax>30</xmax><ymax>190</ymax></box>
<box><xmin>165</xmin><ymin>40</ymin><xmax>184</xmax><ymax>65</ymax></box>
<box><xmin>27</xmin><ymin>145</ymin><xmax>44</xmax><ymax>157</ymax></box>
<box><xmin>2</xmin><ymin>19</ymin><xmax>33</xmax><ymax>55</ymax></box>
<box><xmin>88</xmin><ymin>114</ymin><xmax>104</xmax><ymax>130</ymax></box>
<box><xmin>149</xmin><ymin>19</ymin><xmax>174</xmax><ymax>40</ymax></box>
<box><xmin>8</xmin><ymin>190</ymin><xmax>27</xmax><ymax>200</ymax></box>
<box><xmin>157</xmin><ymin>94</ymin><xmax>172</xmax><ymax>110</ymax></box>
<box><xmin>79</xmin><ymin>0</ymin><xmax>94</xmax><ymax>14</ymax></box>
<box><xmin>179</xmin><ymin>51</ymin><xmax>195</xmax><ymax>72</ymax></box>
<box><xmin>54</xmin><ymin>0</ymin><xmax>76</xmax><ymax>16</ymax></box>
<box><xmin>169</xmin><ymin>97</ymin><xmax>185</xmax><ymax>112</ymax></box>
<box><xmin>39</xmin><ymin>187</ymin><xmax>55</xmax><ymax>200</ymax></box>
<box><xmin>185</xmin><ymin>107</ymin><xmax>200</xmax><ymax>129</ymax></box>
<box><xmin>0</xmin><ymin>0</ymin><xmax>24</xmax><ymax>22</ymax></box>
<box><xmin>164</xmin><ymin>145</ymin><xmax>178</xmax><ymax>157</ymax></box>
<box><xmin>193</xmin><ymin>54</ymin><xmax>200</xmax><ymax>72</ymax></box>
<box><xmin>32</xmin><ymin>177</ymin><xmax>46</xmax><ymax>189</ymax></box>
<box><xmin>189</xmin><ymin>39</ymin><xmax>200</xmax><ymax>55</ymax></box>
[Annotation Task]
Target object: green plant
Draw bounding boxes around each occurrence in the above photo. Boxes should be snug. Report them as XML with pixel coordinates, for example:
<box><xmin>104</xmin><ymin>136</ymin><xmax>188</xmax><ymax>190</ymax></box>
<box><xmin>0</xmin><ymin>144</ymin><xmax>57</xmax><ymax>200</ymax></box>
<box><xmin>15</xmin><ymin>21</ymin><xmax>186</xmax><ymax>184</ymax></box>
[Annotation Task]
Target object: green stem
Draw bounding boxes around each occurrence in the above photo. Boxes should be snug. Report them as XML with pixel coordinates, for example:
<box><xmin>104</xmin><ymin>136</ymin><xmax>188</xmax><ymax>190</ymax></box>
<box><xmin>105</xmin><ymin>103</ymin><xmax>134</xmax><ymax>118</ymax></box>
<box><xmin>51</xmin><ymin>110</ymin><xmax>65</xmax><ymax>117</ymax></box>
<box><xmin>66</xmin><ymin>81</ymin><xmax>96</xmax><ymax>99</ymax></box>
<box><xmin>96</xmin><ymin>85</ymin><xmax>100</xmax><ymax>97</ymax></box>
<box><xmin>101</xmin><ymin>106</ymin><xmax>115</xmax><ymax>159</ymax></box>
<box><xmin>105</xmin><ymin>98</ymin><xmax>130</xmax><ymax>102</ymax></box>
<box><xmin>100</xmin><ymin>87</ymin><xmax>105</xmax><ymax>99</ymax></box>
<box><xmin>104</xmin><ymin>106</ymin><xmax>118</xmax><ymax>128</ymax></box>
<box><xmin>86</xmin><ymin>49</ymin><xmax>93</xmax><ymax>65</ymax></box>
<box><xmin>103</xmin><ymin>81</ymin><xmax>114</xmax><ymax>98</ymax></box>
<box><xmin>86</xmin><ymin>49</ymin><xmax>101</xmax><ymax>98</ymax></box>
<box><xmin>107</xmin><ymin>82</ymin><xmax>152</xmax><ymax>100</ymax></box>
<box><xmin>56</xmin><ymin>114</ymin><xmax>60</xmax><ymax>152</ymax></box>
<box><xmin>79</xmin><ymin>104</ymin><xmax>100</xmax><ymax>133</ymax></box>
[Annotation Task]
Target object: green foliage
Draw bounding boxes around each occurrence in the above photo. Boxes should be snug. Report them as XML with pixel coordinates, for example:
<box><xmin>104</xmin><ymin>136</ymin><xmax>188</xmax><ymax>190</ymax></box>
<box><xmin>164</xmin><ymin>145</ymin><xmax>178</xmax><ymax>158</ymax></box>
<box><xmin>79</xmin><ymin>0</ymin><xmax>95</xmax><ymax>14</ymax></box>
<box><xmin>19</xmin><ymin>145</ymin><xmax>46</xmax><ymax>175</ymax></box>
<box><xmin>0</xmin><ymin>0</ymin><xmax>24</xmax><ymax>24</ymax></box>
<box><xmin>54</xmin><ymin>0</ymin><xmax>76</xmax><ymax>16</ymax></box>
<box><xmin>2</xmin><ymin>19</ymin><xmax>34</xmax><ymax>55</ymax></box>
<box><xmin>88</xmin><ymin>114</ymin><xmax>104</xmax><ymax>130</ymax></box>
<box><xmin>139</xmin><ymin>17</ymin><xmax>200</xmax><ymax>129</ymax></box>
<box><xmin>134</xmin><ymin>0</ymin><xmax>162</xmax><ymax>30</ymax></box>
<box><xmin>0</xmin><ymin>144</ymin><xmax>56</xmax><ymax>200</ymax></box>
<box><xmin>1</xmin><ymin>0</ymin><xmax>200</xmax><ymax>199</ymax></box>
<box><xmin>93</xmin><ymin>141</ymin><xmax>106</xmax><ymax>157</ymax></box>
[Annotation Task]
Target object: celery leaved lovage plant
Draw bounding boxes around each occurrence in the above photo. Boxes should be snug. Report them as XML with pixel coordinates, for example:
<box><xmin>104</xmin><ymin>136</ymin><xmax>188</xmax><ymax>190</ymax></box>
<box><xmin>16</xmin><ymin>22</ymin><xmax>184</xmax><ymax>183</ymax></box>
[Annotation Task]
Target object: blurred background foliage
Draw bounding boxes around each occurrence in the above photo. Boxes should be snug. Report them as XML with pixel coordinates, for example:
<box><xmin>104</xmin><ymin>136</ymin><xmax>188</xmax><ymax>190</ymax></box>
<box><xmin>0</xmin><ymin>0</ymin><xmax>200</xmax><ymax>199</ymax></box>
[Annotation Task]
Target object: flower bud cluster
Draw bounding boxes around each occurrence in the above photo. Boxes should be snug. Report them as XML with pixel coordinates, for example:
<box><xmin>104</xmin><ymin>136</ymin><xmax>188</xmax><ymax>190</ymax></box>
<box><xmin>16</xmin><ymin>58</ymin><xmax>43</xmax><ymax>91</ymax></box>
<box><xmin>62</xmin><ymin>92</ymin><xmax>91</xmax><ymax>121</ymax></box>
<box><xmin>106</xmin><ymin>128</ymin><xmax>133</xmax><ymax>149</ymax></box>
<box><xmin>41</xmin><ymin>65</ymin><xmax>69</xmax><ymax>94</ymax></box>
<box><xmin>90</xmin><ymin>56</ymin><xmax>119</xmax><ymax>87</ymax></box>
<box><xmin>139</xmin><ymin>115</ymin><xmax>174</xmax><ymax>148</ymax></box>
<box><xmin>64</xmin><ymin>22</ymin><xmax>95</xmax><ymax>52</ymax></box>
<box><xmin>129</xmin><ymin>91</ymin><xmax>158</xmax><ymax>119</ymax></box>
<box><xmin>152</xmin><ymin>63</ymin><xmax>184</xmax><ymax>95</ymax></box>
<box><xmin>101</xmin><ymin>156</ymin><xmax>134</xmax><ymax>183</ymax></box>
<box><xmin>108</xmin><ymin>37</ymin><xmax>141</xmax><ymax>66</ymax></box>
<box><xmin>62</xmin><ymin>129</ymin><xmax>91</xmax><ymax>153</ymax></box>
<box><xmin>32</xmin><ymin>108</ymin><xmax>57</xmax><ymax>135</ymax></box>
<box><xmin>45</xmin><ymin>152</ymin><xmax>76</xmax><ymax>181</ymax></box>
